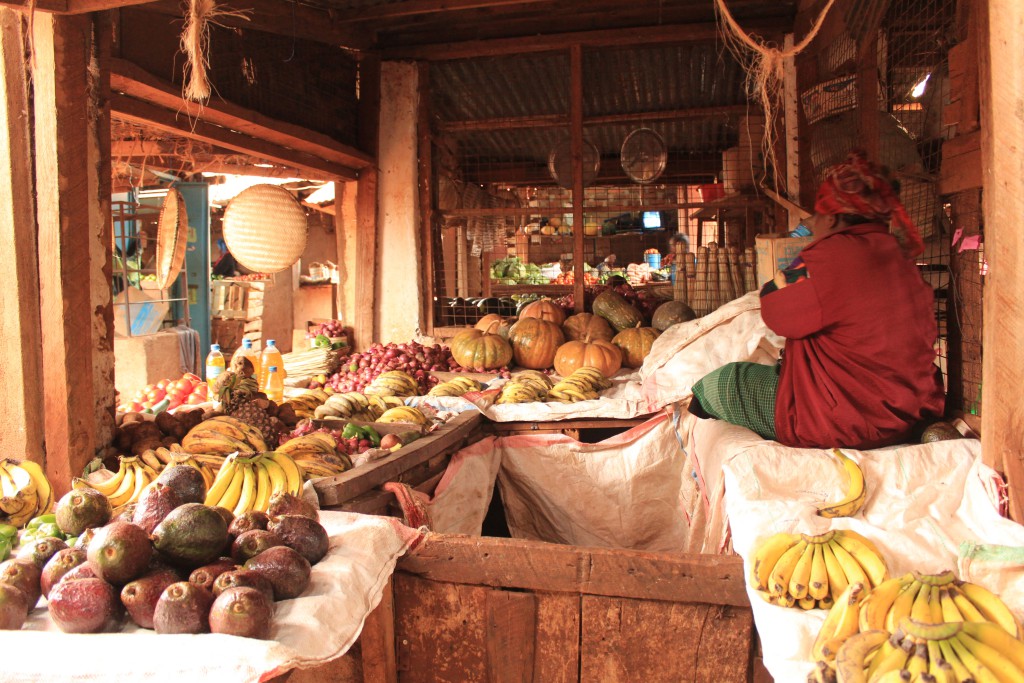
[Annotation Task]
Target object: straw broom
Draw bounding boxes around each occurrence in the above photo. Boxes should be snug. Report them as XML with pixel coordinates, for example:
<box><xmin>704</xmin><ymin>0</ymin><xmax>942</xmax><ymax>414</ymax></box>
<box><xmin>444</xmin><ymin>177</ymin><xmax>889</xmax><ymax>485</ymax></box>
<box><xmin>694</xmin><ymin>246</ymin><xmax>709</xmax><ymax>316</ymax></box>
<box><xmin>718</xmin><ymin>246</ymin><xmax>735</xmax><ymax>304</ymax></box>
<box><xmin>707</xmin><ymin>245</ymin><xmax>721</xmax><ymax>313</ymax></box>
<box><xmin>743</xmin><ymin>247</ymin><xmax>757</xmax><ymax>293</ymax></box>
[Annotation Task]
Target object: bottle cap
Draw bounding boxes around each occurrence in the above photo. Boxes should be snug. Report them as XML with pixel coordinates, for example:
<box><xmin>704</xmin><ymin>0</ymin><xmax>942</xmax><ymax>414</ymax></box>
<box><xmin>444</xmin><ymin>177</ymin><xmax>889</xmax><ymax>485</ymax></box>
<box><xmin>268</xmin><ymin>366</ymin><xmax>278</xmax><ymax>372</ymax></box>
<box><xmin>211</xmin><ymin>344</ymin><xmax>221</xmax><ymax>352</ymax></box>
<box><xmin>242</xmin><ymin>339</ymin><xmax>252</xmax><ymax>349</ymax></box>
<box><xmin>267</xmin><ymin>339</ymin><xmax>276</xmax><ymax>346</ymax></box>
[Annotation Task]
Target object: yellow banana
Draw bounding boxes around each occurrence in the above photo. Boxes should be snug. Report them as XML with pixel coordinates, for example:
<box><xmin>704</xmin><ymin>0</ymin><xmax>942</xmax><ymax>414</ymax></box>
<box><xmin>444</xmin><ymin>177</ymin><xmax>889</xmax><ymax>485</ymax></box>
<box><xmin>947</xmin><ymin>634</ymin><xmax>1001</xmax><ymax>683</ymax></box>
<box><xmin>955</xmin><ymin>631</ymin><xmax>1024</xmax><ymax>682</ymax></box>
<box><xmin>809</xmin><ymin>543</ymin><xmax>829</xmax><ymax>601</ymax></box>
<box><xmin>262</xmin><ymin>456</ymin><xmax>288</xmax><ymax>496</ymax></box>
<box><xmin>957</xmin><ymin>582</ymin><xmax>1020</xmax><ymax>637</ymax></box>
<box><xmin>124</xmin><ymin>462</ymin><xmax>150</xmax><ymax>509</ymax></box>
<box><xmin>833</xmin><ymin>629</ymin><xmax>888</xmax><ymax>683</ymax></box>
<box><xmin>938</xmin><ymin>638</ymin><xmax>974</xmax><ymax>683</ymax></box>
<box><xmin>216</xmin><ymin>461</ymin><xmax>247</xmax><ymax>512</ymax></box>
<box><xmin>828</xmin><ymin>538</ymin><xmax>870</xmax><ymax>589</ymax></box>
<box><xmin>886</xmin><ymin>581</ymin><xmax>922</xmax><ymax>633</ymax></box>
<box><xmin>817</xmin><ymin>449</ymin><xmax>867</xmax><ymax>519</ymax></box>
<box><xmin>812</xmin><ymin>582</ymin><xmax>866</xmax><ymax>662</ymax></box>
<box><xmin>204</xmin><ymin>455</ymin><xmax>239</xmax><ymax>506</ymax></box>
<box><xmin>859</xmin><ymin>574</ymin><xmax>914</xmax><ymax>632</ymax></box>
<box><xmin>960</xmin><ymin>621</ymin><xmax>1024</xmax><ymax>673</ymax></box>
<box><xmin>265</xmin><ymin>451</ymin><xmax>303</xmax><ymax>495</ymax></box>
<box><xmin>107</xmin><ymin>461</ymin><xmax>139</xmax><ymax>507</ymax></box>
<box><xmin>232</xmin><ymin>461</ymin><xmax>257</xmax><ymax>516</ymax></box>
<box><xmin>13</xmin><ymin>460</ymin><xmax>52</xmax><ymax>516</ymax></box>
<box><xmin>904</xmin><ymin>642</ymin><xmax>929</xmax><ymax>679</ymax></box>
<box><xmin>749</xmin><ymin>532</ymin><xmax>799</xmax><ymax>592</ymax></box>
<box><xmin>789</xmin><ymin>542</ymin><xmax>817</xmax><ymax>600</ymax></box>
<box><xmin>769</xmin><ymin>539</ymin><xmax>808</xmax><ymax>597</ymax></box>
<box><xmin>822</xmin><ymin>540</ymin><xmax>850</xmax><ymax>601</ymax></box>
<box><xmin>911</xmin><ymin>584</ymin><xmax>934</xmax><ymax>624</ymax></box>
<box><xmin>832</xmin><ymin>530</ymin><xmax>889</xmax><ymax>587</ymax></box>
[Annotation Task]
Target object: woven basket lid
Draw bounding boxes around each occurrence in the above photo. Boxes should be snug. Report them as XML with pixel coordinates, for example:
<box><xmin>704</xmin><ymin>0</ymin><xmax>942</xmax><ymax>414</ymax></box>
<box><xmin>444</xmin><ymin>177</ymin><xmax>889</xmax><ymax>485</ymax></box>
<box><xmin>222</xmin><ymin>184</ymin><xmax>307</xmax><ymax>274</ymax></box>
<box><xmin>155</xmin><ymin>187</ymin><xmax>189</xmax><ymax>289</ymax></box>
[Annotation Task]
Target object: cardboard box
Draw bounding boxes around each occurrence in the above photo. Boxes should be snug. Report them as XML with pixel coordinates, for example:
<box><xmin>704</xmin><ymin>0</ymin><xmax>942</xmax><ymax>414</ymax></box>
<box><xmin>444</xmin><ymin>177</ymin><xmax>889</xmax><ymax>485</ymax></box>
<box><xmin>113</xmin><ymin>287</ymin><xmax>171</xmax><ymax>337</ymax></box>
<box><xmin>755</xmin><ymin>234</ymin><xmax>814</xmax><ymax>286</ymax></box>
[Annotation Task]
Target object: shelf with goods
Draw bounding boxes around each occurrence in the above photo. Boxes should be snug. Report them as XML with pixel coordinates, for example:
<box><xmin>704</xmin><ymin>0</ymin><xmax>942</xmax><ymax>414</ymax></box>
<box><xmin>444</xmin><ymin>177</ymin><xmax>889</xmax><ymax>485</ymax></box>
<box><xmin>210</xmin><ymin>278</ymin><xmax>271</xmax><ymax>356</ymax></box>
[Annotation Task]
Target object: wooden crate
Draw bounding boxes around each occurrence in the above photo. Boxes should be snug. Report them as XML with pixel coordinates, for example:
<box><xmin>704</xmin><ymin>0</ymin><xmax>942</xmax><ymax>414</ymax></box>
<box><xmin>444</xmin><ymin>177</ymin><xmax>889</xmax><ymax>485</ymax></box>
<box><xmin>358</xmin><ymin>535</ymin><xmax>755</xmax><ymax>682</ymax></box>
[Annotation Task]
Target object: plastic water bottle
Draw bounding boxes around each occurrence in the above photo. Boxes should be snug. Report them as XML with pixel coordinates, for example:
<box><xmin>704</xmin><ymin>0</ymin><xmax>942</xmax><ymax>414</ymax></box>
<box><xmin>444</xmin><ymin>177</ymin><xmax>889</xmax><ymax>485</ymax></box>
<box><xmin>264</xmin><ymin>365</ymin><xmax>284</xmax><ymax>403</ymax></box>
<box><xmin>205</xmin><ymin>344</ymin><xmax>226</xmax><ymax>382</ymax></box>
<box><xmin>231</xmin><ymin>338</ymin><xmax>261</xmax><ymax>379</ymax></box>
<box><xmin>260</xmin><ymin>339</ymin><xmax>286</xmax><ymax>387</ymax></box>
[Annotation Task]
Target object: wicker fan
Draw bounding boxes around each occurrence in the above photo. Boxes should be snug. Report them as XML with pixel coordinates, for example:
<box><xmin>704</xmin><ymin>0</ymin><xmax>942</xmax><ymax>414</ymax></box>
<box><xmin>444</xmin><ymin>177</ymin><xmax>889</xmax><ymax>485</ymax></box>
<box><xmin>154</xmin><ymin>187</ymin><xmax>189</xmax><ymax>289</ymax></box>
<box><xmin>620</xmin><ymin>128</ymin><xmax>667</xmax><ymax>184</ymax></box>
<box><xmin>222</xmin><ymin>184</ymin><xmax>308</xmax><ymax>274</ymax></box>
<box><xmin>548</xmin><ymin>138</ymin><xmax>601</xmax><ymax>189</ymax></box>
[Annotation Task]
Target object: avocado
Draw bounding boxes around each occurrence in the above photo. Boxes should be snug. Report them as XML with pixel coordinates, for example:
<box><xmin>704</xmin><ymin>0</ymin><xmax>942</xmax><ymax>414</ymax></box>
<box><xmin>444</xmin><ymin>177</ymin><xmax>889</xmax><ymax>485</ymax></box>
<box><xmin>111</xmin><ymin>502</ymin><xmax>137</xmax><ymax>525</ymax></box>
<box><xmin>16</xmin><ymin>536</ymin><xmax>68</xmax><ymax>569</ymax></box>
<box><xmin>0</xmin><ymin>559</ymin><xmax>41</xmax><ymax>607</ymax></box>
<box><xmin>87</xmin><ymin>521</ymin><xmax>153</xmax><ymax>585</ymax></box>
<box><xmin>266</xmin><ymin>492</ymin><xmax>319</xmax><ymax>522</ymax></box>
<box><xmin>228</xmin><ymin>511</ymin><xmax>270</xmax><ymax>539</ymax></box>
<box><xmin>212</xmin><ymin>506</ymin><xmax>235</xmax><ymax>527</ymax></box>
<box><xmin>48</xmin><ymin>577</ymin><xmax>121</xmax><ymax>633</ymax></box>
<box><xmin>73</xmin><ymin>528</ymin><xmax>97</xmax><ymax>552</ymax></box>
<box><xmin>155</xmin><ymin>465</ymin><xmax>206</xmax><ymax>505</ymax></box>
<box><xmin>40</xmin><ymin>548</ymin><xmax>87</xmax><ymax>599</ymax></box>
<box><xmin>0</xmin><ymin>582</ymin><xmax>29</xmax><ymax>629</ymax></box>
<box><xmin>59</xmin><ymin>562</ymin><xmax>97</xmax><ymax>583</ymax></box>
<box><xmin>188</xmin><ymin>558</ymin><xmax>238</xmax><ymax>591</ymax></box>
<box><xmin>231</xmin><ymin>530</ymin><xmax>285</xmax><ymax>564</ymax></box>
<box><xmin>132</xmin><ymin>483</ymin><xmax>181</xmax><ymax>534</ymax></box>
<box><xmin>54</xmin><ymin>488</ymin><xmax>112</xmax><ymax>536</ymax></box>
<box><xmin>212</xmin><ymin>569</ymin><xmax>275</xmax><ymax>604</ymax></box>
<box><xmin>151</xmin><ymin>503</ymin><xmax>229</xmax><ymax>569</ymax></box>
<box><xmin>153</xmin><ymin>581</ymin><xmax>214</xmax><ymax>634</ymax></box>
<box><xmin>267</xmin><ymin>515</ymin><xmax>329</xmax><ymax>565</ymax></box>
<box><xmin>209</xmin><ymin>586</ymin><xmax>273</xmax><ymax>639</ymax></box>
<box><xmin>244</xmin><ymin>546</ymin><xmax>311</xmax><ymax>600</ymax></box>
<box><xmin>121</xmin><ymin>569</ymin><xmax>180</xmax><ymax>629</ymax></box>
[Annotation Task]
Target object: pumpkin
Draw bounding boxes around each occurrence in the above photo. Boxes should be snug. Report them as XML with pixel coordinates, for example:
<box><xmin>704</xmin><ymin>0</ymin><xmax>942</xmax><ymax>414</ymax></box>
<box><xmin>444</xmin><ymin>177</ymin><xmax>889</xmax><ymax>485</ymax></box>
<box><xmin>553</xmin><ymin>340</ymin><xmax>622</xmax><ymax>378</ymax></box>
<box><xmin>611</xmin><ymin>326</ymin><xmax>660</xmax><ymax>369</ymax></box>
<box><xmin>651</xmin><ymin>300</ymin><xmax>697</xmax><ymax>332</ymax></box>
<box><xmin>475</xmin><ymin>314</ymin><xmax>513</xmax><ymax>339</ymax></box>
<box><xmin>508</xmin><ymin>317</ymin><xmax>565</xmax><ymax>370</ymax></box>
<box><xmin>449</xmin><ymin>326</ymin><xmax>513</xmax><ymax>371</ymax></box>
<box><xmin>518</xmin><ymin>298</ymin><xmax>567</xmax><ymax>326</ymax></box>
<box><xmin>592</xmin><ymin>290</ymin><xmax>644</xmax><ymax>331</ymax></box>
<box><xmin>562</xmin><ymin>313</ymin><xmax>614</xmax><ymax>343</ymax></box>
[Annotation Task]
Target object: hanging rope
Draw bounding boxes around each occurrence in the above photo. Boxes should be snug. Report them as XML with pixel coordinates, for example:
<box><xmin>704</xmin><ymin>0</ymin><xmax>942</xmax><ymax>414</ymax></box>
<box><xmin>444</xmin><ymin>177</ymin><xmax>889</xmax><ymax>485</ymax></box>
<box><xmin>180</xmin><ymin>0</ymin><xmax>250</xmax><ymax>103</ymax></box>
<box><xmin>714</xmin><ymin>0</ymin><xmax>838</xmax><ymax>195</ymax></box>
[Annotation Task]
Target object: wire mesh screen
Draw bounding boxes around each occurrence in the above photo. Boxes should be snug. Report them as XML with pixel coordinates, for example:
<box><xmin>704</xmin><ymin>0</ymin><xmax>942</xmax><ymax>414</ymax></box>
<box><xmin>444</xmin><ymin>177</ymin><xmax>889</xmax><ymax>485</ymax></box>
<box><xmin>427</xmin><ymin>44</ymin><xmax>771</xmax><ymax>330</ymax></box>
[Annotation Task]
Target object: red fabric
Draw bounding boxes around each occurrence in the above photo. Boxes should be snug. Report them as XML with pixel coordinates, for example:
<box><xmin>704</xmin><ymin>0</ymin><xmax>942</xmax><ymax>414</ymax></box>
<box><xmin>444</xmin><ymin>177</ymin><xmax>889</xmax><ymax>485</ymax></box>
<box><xmin>815</xmin><ymin>151</ymin><xmax>925</xmax><ymax>258</ymax></box>
<box><xmin>760</xmin><ymin>223</ymin><xmax>944</xmax><ymax>449</ymax></box>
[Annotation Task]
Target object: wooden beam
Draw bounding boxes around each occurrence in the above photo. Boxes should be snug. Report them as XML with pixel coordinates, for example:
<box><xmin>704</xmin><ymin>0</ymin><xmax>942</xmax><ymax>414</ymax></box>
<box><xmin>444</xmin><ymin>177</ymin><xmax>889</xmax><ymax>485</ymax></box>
<box><xmin>33</xmin><ymin>12</ymin><xmax>104</xmax><ymax>495</ymax></box>
<box><xmin>110</xmin><ymin>59</ymin><xmax>372</xmax><ymax>171</ymax></box>
<box><xmin>418</xmin><ymin>62</ymin><xmax>436</xmax><ymax>336</ymax></box>
<box><xmin>381</xmin><ymin>21</ymin><xmax>782</xmax><ymax>60</ymax></box>
<box><xmin>360</xmin><ymin>577</ymin><xmax>398</xmax><ymax>683</ymax></box>
<box><xmin>0</xmin><ymin>0</ymin><xmax>159</xmax><ymax>12</ymax></box>
<box><xmin>194</xmin><ymin>161</ymin><xmax>312</xmax><ymax>179</ymax></box>
<box><xmin>353</xmin><ymin>54</ymin><xmax>380</xmax><ymax>352</ymax></box>
<box><xmin>979</xmin><ymin>0</ymin><xmax>1024</xmax><ymax>522</ymax></box>
<box><xmin>111</xmin><ymin>94</ymin><xmax>358</xmax><ymax>181</ymax></box>
<box><xmin>438</xmin><ymin>105</ymin><xmax>750</xmax><ymax>133</ymax></box>
<box><xmin>398</xmin><ymin>534</ymin><xmax>750</xmax><ymax>607</ymax></box>
<box><xmin>0</xmin><ymin>8</ymin><xmax>44</xmax><ymax>465</ymax></box>
<box><xmin>570</xmin><ymin>44</ymin><xmax>585</xmax><ymax>315</ymax></box>
<box><xmin>337</xmin><ymin>0</ymin><xmax>547</xmax><ymax>24</ymax></box>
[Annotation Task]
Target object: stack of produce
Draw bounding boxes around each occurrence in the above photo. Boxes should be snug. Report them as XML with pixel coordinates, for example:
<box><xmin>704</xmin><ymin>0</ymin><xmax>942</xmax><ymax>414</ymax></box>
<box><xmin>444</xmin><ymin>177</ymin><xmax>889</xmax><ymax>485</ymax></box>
<box><xmin>213</xmin><ymin>371</ymin><xmax>298</xmax><ymax>445</ymax></box>
<box><xmin>364</xmin><ymin>371</ymin><xmax>420</xmax><ymax>398</ymax></box>
<box><xmin>312</xmin><ymin>392</ymin><xmax>400</xmax><ymax>421</ymax></box>
<box><xmin>0</xmin><ymin>459</ymin><xmax>54</xmax><ymax>530</ymax></box>
<box><xmin>546</xmin><ymin>368</ymin><xmax>611</xmax><ymax>403</ymax></box>
<box><xmin>427</xmin><ymin>376</ymin><xmax>482</xmax><ymax>397</ymax></box>
<box><xmin>0</xmin><ymin>479</ymin><xmax>329</xmax><ymax>638</ymax></box>
<box><xmin>495</xmin><ymin>370</ymin><xmax>554</xmax><ymax>405</ymax></box>
<box><xmin>138</xmin><ymin>449</ymin><xmax>215</xmax><ymax>491</ymax></box>
<box><xmin>281</xmin><ymin>347</ymin><xmax>341</xmax><ymax>381</ymax></box>
<box><xmin>325</xmin><ymin>341</ymin><xmax>458</xmax><ymax>394</ymax></box>
<box><xmin>203</xmin><ymin>451</ymin><xmax>304</xmax><ymax>514</ymax></box>
<box><xmin>306</xmin><ymin>319</ymin><xmax>346</xmax><ymax>346</ymax></box>
<box><xmin>277</xmin><ymin>433</ymin><xmax>352</xmax><ymax>479</ymax></box>
<box><xmin>118</xmin><ymin>373</ymin><xmax>208</xmax><ymax>414</ymax></box>
<box><xmin>553</xmin><ymin>283</ymin><xmax>667</xmax><ymax>322</ymax></box>
<box><xmin>283</xmin><ymin>388</ymin><xmax>330</xmax><ymax>420</ymax></box>
<box><xmin>112</xmin><ymin>409</ymin><xmax>205</xmax><ymax>458</ymax></box>
<box><xmin>376</xmin><ymin>406</ymin><xmax>428</xmax><ymax>425</ymax></box>
<box><xmin>76</xmin><ymin>456</ymin><xmax>163</xmax><ymax>512</ymax></box>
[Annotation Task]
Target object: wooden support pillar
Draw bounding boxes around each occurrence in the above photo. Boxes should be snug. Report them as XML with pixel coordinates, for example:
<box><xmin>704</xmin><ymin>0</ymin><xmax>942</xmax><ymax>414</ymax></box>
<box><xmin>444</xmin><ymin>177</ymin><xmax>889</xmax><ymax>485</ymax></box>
<box><xmin>0</xmin><ymin>9</ymin><xmax>44</xmax><ymax>464</ymax></box>
<box><xmin>978</xmin><ymin>0</ymin><xmax>1024</xmax><ymax>521</ymax></box>
<box><xmin>33</xmin><ymin>12</ymin><xmax>112</xmax><ymax>493</ymax></box>
<box><xmin>857</xmin><ymin>35</ymin><xmax>881</xmax><ymax>165</ymax></box>
<box><xmin>570</xmin><ymin>44</ymin><xmax>585</xmax><ymax>314</ymax></box>
<box><xmin>354</xmin><ymin>54</ymin><xmax>380</xmax><ymax>351</ymax></box>
<box><xmin>417</xmin><ymin>62</ymin><xmax>436</xmax><ymax>336</ymax></box>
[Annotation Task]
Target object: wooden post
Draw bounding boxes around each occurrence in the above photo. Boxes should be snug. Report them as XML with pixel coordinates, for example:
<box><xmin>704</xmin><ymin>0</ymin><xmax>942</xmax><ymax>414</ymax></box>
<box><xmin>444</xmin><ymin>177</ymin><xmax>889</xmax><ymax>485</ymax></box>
<box><xmin>361</xmin><ymin>577</ymin><xmax>398</xmax><ymax>683</ymax></box>
<box><xmin>417</xmin><ymin>62</ymin><xmax>437</xmax><ymax>335</ymax></box>
<box><xmin>33</xmin><ymin>12</ymin><xmax>112</xmax><ymax>493</ymax></box>
<box><xmin>355</xmin><ymin>55</ymin><xmax>380</xmax><ymax>351</ymax></box>
<box><xmin>0</xmin><ymin>9</ymin><xmax>44</xmax><ymax>464</ymax></box>
<box><xmin>857</xmin><ymin>34</ymin><xmax>881</xmax><ymax>163</ymax></box>
<box><xmin>978</xmin><ymin>0</ymin><xmax>1024</xmax><ymax>521</ymax></box>
<box><xmin>570</xmin><ymin>44</ymin><xmax>585</xmax><ymax>313</ymax></box>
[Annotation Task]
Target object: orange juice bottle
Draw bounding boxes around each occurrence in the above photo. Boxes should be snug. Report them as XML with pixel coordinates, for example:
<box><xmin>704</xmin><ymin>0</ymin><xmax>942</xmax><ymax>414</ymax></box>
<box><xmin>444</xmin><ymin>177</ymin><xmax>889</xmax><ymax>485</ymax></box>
<box><xmin>259</xmin><ymin>339</ymin><xmax>285</xmax><ymax>387</ymax></box>
<box><xmin>263</xmin><ymin>365</ymin><xmax>284</xmax><ymax>403</ymax></box>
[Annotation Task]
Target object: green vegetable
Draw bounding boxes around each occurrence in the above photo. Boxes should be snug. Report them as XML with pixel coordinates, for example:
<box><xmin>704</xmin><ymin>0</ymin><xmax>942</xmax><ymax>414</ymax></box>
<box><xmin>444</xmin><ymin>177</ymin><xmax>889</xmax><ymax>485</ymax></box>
<box><xmin>314</xmin><ymin>333</ymin><xmax>332</xmax><ymax>349</ymax></box>
<box><xmin>26</xmin><ymin>514</ymin><xmax>56</xmax><ymax>531</ymax></box>
<box><xmin>0</xmin><ymin>523</ymin><xmax>17</xmax><ymax>540</ymax></box>
<box><xmin>0</xmin><ymin>537</ymin><xmax>10</xmax><ymax>562</ymax></box>
<box><xmin>341</xmin><ymin>423</ymin><xmax>362</xmax><ymax>440</ymax></box>
<box><xmin>362</xmin><ymin>426</ymin><xmax>382</xmax><ymax>448</ymax></box>
<box><xmin>64</xmin><ymin>535</ymin><xmax>79</xmax><ymax>547</ymax></box>
<box><xmin>36</xmin><ymin>522</ymin><xmax>65</xmax><ymax>540</ymax></box>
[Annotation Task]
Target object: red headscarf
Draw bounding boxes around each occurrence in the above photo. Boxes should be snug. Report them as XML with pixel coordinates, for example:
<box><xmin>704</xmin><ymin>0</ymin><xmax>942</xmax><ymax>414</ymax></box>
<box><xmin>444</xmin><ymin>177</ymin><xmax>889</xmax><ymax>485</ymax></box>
<box><xmin>814</xmin><ymin>150</ymin><xmax>924</xmax><ymax>258</ymax></box>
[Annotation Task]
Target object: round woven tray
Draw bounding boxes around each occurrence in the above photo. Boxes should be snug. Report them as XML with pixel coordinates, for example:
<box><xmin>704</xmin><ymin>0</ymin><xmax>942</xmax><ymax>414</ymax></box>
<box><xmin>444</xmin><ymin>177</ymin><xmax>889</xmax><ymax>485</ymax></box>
<box><xmin>223</xmin><ymin>184</ymin><xmax>307</xmax><ymax>274</ymax></box>
<box><xmin>154</xmin><ymin>187</ymin><xmax>189</xmax><ymax>289</ymax></box>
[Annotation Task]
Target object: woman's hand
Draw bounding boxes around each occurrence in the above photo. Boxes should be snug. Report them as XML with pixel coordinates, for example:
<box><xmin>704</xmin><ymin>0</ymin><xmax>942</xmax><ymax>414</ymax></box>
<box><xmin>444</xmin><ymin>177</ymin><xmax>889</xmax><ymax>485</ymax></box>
<box><xmin>773</xmin><ymin>269</ymin><xmax>788</xmax><ymax>290</ymax></box>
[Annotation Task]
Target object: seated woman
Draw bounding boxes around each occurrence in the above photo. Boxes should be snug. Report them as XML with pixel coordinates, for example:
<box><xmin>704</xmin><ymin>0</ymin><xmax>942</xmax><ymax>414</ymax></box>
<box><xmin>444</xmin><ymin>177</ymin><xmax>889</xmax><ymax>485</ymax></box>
<box><xmin>689</xmin><ymin>151</ymin><xmax>945</xmax><ymax>449</ymax></box>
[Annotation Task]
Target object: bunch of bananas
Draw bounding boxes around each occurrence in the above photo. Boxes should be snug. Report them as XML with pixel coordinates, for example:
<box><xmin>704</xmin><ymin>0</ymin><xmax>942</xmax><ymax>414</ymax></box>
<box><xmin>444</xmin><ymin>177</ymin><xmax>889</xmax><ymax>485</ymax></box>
<box><xmin>377</xmin><ymin>406</ymin><xmax>428</xmax><ymax>425</ymax></box>
<box><xmin>495</xmin><ymin>370</ymin><xmax>552</xmax><ymax>405</ymax></box>
<box><xmin>181</xmin><ymin>415</ymin><xmax>268</xmax><ymax>455</ymax></box>
<box><xmin>284</xmin><ymin>388</ymin><xmax>331</xmax><ymax>420</ymax></box>
<box><xmin>817</xmin><ymin>449</ymin><xmax>867</xmax><ymax>519</ymax></box>
<box><xmin>816</xmin><ymin>618</ymin><xmax>1024</xmax><ymax>683</ymax></box>
<box><xmin>0</xmin><ymin>459</ymin><xmax>54</xmax><ymax>528</ymax></box>
<box><xmin>203</xmin><ymin>451</ymin><xmax>304</xmax><ymax>515</ymax></box>
<box><xmin>365</xmin><ymin>371</ymin><xmax>419</xmax><ymax>398</ymax></box>
<box><xmin>547</xmin><ymin>367</ymin><xmax>612</xmax><ymax>403</ymax></box>
<box><xmin>277</xmin><ymin>433</ymin><xmax>352</xmax><ymax>479</ymax></box>
<box><xmin>314</xmin><ymin>392</ymin><xmax>402</xmax><ymax>421</ymax></box>
<box><xmin>750</xmin><ymin>529</ymin><xmax>889</xmax><ymax>610</ymax></box>
<box><xmin>76</xmin><ymin>455</ymin><xmax>160</xmax><ymax>510</ymax></box>
<box><xmin>427</xmin><ymin>376</ymin><xmax>482</xmax><ymax>397</ymax></box>
<box><xmin>136</xmin><ymin>445</ymin><xmax>215</xmax><ymax>488</ymax></box>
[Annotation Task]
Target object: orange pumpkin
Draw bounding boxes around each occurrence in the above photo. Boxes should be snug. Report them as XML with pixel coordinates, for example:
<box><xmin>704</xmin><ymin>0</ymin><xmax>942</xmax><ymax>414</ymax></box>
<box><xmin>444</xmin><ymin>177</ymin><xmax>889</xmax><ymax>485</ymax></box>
<box><xmin>562</xmin><ymin>313</ymin><xmax>614</xmax><ymax>343</ymax></box>
<box><xmin>475</xmin><ymin>314</ymin><xmax>513</xmax><ymax>339</ymax></box>
<box><xmin>611</xmin><ymin>326</ymin><xmax>660</xmax><ymax>369</ymax></box>
<box><xmin>553</xmin><ymin>339</ymin><xmax>622</xmax><ymax>378</ymax></box>
<box><xmin>449</xmin><ymin>326</ymin><xmax>513</xmax><ymax>371</ymax></box>
<box><xmin>518</xmin><ymin>298</ymin><xmax>567</xmax><ymax>326</ymax></box>
<box><xmin>508</xmin><ymin>317</ymin><xmax>565</xmax><ymax>370</ymax></box>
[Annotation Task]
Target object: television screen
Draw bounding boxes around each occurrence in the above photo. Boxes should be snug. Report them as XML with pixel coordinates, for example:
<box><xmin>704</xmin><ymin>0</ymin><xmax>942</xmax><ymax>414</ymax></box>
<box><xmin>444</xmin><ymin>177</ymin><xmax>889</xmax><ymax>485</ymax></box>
<box><xmin>642</xmin><ymin>211</ymin><xmax>662</xmax><ymax>230</ymax></box>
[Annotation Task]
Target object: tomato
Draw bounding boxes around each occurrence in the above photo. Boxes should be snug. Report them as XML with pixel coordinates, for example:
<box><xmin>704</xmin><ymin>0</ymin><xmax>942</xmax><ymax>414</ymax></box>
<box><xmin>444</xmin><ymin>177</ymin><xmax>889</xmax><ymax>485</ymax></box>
<box><xmin>156</xmin><ymin>378</ymin><xmax>171</xmax><ymax>390</ymax></box>
<box><xmin>186</xmin><ymin>393</ymin><xmax>204</xmax><ymax>405</ymax></box>
<box><xmin>141</xmin><ymin>400</ymin><xmax>155</xmax><ymax>410</ymax></box>
<box><xmin>167</xmin><ymin>397</ymin><xmax>183</xmax><ymax>410</ymax></box>
<box><xmin>146</xmin><ymin>387</ymin><xmax>166</xmax><ymax>402</ymax></box>
<box><xmin>182</xmin><ymin>372</ymin><xmax>201</xmax><ymax>385</ymax></box>
<box><xmin>194</xmin><ymin>383</ymin><xmax>208</xmax><ymax>396</ymax></box>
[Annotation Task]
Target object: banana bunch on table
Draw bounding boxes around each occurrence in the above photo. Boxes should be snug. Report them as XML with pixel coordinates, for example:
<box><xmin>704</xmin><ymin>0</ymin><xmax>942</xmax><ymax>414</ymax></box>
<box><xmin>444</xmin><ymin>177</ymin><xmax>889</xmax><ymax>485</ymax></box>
<box><xmin>495</xmin><ymin>370</ymin><xmax>552</xmax><ymax>405</ymax></box>
<box><xmin>546</xmin><ymin>367</ymin><xmax>611</xmax><ymax>403</ymax></box>
<box><xmin>277</xmin><ymin>432</ymin><xmax>352</xmax><ymax>479</ymax></box>
<box><xmin>427</xmin><ymin>376</ymin><xmax>482</xmax><ymax>397</ymax></box>
<box><xmin>74</xmin><ymin>455</ymin><xmax>161</xmax><ymax>511</ymax></box>
<box><xmin>365</xmin><ymin>371</ymin><xmax>420</xmax><ymax>398</ymax></box>
<box><xmin>181</xmin><ymin>415</ymin><xmax>268</xmax><ymax>455</ymax></box>
<box><xmin>313</xmin><ymin>392</ymin><xmax>402</xmax><ymax>421</ymax></box>
<box><xmin>0</xmin><ymin>459</ymin><xmax>54</xmax><ymax>528</ymax></box>
<box><xmin>136</xmin><ymin>446</ymin><xmax>216</xmax><ymax>489</ymax></box>
<box><xmin>203</xmin><ymin>451</ymin><xmax>304</xmax><ymax>515</ymax></box>
<box><xmin>284</xmin><ymin>388</ymin><xmax>331</xmax><ymax>420</ymax></box>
